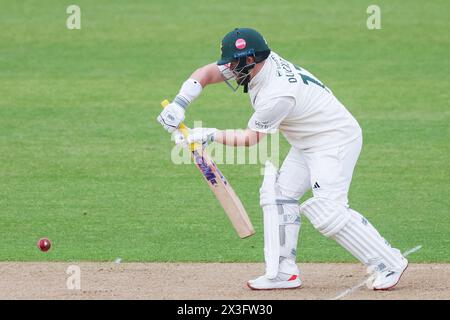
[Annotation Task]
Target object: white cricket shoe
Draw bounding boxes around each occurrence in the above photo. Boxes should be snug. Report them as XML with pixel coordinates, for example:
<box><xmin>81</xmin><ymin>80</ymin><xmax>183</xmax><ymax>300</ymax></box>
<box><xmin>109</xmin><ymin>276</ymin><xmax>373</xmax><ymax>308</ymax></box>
<box><xmin>370</xmin><ymin>257</ymin><xmax>408</xmax><ymax>291</ymax></box>
<box><xmin>247</xmin><ymin>273</ymin><xmax>302</xmax><ymax>290</ymax></box>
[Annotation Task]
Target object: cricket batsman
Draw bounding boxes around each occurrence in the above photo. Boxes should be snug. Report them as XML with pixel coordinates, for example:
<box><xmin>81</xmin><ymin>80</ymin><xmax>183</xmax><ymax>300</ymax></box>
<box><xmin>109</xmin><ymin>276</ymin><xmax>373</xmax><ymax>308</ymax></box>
<box><xmin>157</xmin><ymin>28</ymin><xmax>408</xmax><ymax>290</ymax></box>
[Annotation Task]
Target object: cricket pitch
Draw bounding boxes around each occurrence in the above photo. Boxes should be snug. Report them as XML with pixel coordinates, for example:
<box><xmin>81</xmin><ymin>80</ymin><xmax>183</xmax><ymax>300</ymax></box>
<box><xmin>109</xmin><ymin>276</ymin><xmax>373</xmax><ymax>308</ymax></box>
<box><xmin>1</xmin><ymin>263</ymin><xmax>449</xmax><ymax>300</ymax></box>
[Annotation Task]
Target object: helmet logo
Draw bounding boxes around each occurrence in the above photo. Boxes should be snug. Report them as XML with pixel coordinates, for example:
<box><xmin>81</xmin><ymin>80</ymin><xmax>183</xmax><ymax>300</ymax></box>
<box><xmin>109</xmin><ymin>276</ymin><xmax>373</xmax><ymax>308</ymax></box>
<box><xmin>235</xmin><ymin>38</ymin><xmax>246</xmax><ymax>50</ymax></box>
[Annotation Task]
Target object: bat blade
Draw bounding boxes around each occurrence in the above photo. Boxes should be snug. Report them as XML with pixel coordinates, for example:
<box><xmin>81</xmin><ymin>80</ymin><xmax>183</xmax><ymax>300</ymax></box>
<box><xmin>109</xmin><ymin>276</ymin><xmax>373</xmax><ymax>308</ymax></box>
<box><xmin>192</xmin><ymin>149</ymin><xmax>255</xmax><ymax>238</ymax></box>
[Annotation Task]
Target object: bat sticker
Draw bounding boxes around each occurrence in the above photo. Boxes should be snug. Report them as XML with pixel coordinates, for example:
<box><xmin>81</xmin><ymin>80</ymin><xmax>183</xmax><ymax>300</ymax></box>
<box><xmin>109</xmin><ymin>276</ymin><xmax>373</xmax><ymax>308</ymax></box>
<box><xmin>193</xmin><ymin>151</ymin><xmax>218</xmax><ymax>186</ymax></box>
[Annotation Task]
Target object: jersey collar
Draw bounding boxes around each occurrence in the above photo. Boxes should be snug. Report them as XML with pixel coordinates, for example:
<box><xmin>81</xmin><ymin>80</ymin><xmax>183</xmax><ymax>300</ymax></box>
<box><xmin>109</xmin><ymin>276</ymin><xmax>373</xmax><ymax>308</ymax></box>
<box><xmin>248</xmin><ymin>53</ymin><xmax>272</xmax><ymax>92</ymax></box>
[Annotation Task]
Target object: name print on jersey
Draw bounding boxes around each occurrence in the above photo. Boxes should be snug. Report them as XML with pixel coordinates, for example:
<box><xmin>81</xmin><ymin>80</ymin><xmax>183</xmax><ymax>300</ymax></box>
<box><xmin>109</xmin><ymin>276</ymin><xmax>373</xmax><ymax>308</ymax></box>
<box><xmin>271</xmin><ymin>55</ymin><xmax>298</xmax><ymax>83</ymax></box>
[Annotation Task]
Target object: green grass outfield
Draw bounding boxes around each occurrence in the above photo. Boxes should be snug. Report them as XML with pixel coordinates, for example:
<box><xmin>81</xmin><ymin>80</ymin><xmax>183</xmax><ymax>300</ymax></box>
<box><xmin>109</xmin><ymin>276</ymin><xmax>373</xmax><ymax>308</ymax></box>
<box><xmin>0</xmin><ymin>0</ymin><xmax>449</xmax><ymax>263</ymax></box>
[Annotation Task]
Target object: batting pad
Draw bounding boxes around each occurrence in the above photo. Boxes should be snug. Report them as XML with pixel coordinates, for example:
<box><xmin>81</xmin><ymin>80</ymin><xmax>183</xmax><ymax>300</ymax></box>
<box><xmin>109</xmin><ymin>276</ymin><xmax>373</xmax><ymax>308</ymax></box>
<box><xmin>260</xmin><ymin>161</ymin><xmax>300</xmax><ymax>278</ymax></box>
<box><xmin>300</xmin><ymin>197</ymin><xmax>404</xmax><ymax>270</ymax></box>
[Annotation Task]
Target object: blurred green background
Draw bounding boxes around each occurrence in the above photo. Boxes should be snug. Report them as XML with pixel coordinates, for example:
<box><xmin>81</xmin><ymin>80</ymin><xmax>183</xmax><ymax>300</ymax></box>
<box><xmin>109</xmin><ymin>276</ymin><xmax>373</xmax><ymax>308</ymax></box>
<box><xmin>0</xmin><ymin>0</ymin><xmax>449</xmax><ymax>262</ymax></box>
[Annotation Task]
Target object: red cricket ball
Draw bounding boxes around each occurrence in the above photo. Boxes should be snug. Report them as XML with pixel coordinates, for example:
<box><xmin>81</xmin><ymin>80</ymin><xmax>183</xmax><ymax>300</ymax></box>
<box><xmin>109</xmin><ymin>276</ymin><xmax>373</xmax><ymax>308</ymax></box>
<box><xmin>37</xmin><ymin>238</ymin><xmax>51</xmax><ymax>252</ymax></box>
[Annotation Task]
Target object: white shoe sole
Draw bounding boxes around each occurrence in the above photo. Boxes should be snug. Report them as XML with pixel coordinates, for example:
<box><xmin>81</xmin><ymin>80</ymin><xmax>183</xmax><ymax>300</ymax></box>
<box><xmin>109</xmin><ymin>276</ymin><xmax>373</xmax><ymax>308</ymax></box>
<box><xmin>247</xmin><ymin>279</ymin><xmax>302</xmax><ymax>291</ymax></box>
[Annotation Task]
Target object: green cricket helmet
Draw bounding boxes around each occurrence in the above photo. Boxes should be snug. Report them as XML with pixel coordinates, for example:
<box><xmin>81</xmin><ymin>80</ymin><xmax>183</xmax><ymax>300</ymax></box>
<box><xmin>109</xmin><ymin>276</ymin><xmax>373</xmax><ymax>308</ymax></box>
<box><xmin>217</xmin><ymin>28</ymin><xmax>271</xmax><ymax>92</ymax></box>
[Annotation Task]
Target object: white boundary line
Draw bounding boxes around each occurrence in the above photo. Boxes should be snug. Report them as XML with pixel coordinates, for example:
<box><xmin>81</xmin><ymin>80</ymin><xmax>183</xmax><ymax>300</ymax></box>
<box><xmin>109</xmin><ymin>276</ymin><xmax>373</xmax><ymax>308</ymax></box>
<box><xmin>330</xmin><ymin>245</ymin><xmax>422</xmax><ymax>300</ymax></box>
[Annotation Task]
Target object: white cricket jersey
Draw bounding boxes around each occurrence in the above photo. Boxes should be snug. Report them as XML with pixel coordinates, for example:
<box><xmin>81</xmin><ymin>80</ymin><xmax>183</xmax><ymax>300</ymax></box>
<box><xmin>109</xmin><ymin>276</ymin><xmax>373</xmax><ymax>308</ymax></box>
<box><xmin>246</xmin><ymin>52</ymin><xmax>362</xmax><ymax>151</ymax></box>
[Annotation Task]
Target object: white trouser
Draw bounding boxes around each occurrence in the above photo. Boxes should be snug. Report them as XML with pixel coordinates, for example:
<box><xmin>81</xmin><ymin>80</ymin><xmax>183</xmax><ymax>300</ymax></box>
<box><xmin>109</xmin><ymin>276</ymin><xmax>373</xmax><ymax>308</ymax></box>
<box><xmin>277</xmin><ymin>136</ymin><xmax>404</xmax><ymax>272</ymax></box>
<box><xmin>278</xmin><ymin>136</ymin><xmax>362</xmax><ymax>205</ymax></box>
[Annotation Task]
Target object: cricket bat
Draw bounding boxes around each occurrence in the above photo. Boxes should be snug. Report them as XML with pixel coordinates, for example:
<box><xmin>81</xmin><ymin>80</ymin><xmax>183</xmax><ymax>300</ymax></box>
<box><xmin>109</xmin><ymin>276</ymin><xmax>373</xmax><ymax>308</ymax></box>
<box><xmin>161</xmin><ymin>99</ymin><xmax>255</xmax><ymax>238</ymax></box>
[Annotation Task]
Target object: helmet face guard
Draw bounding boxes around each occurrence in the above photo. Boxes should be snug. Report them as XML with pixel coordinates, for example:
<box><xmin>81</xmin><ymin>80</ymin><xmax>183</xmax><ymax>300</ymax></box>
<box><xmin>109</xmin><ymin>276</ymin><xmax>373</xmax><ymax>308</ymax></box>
<box><xmin>220</xmin><ymin>50</ymin><xmax>256</xmax><ymax>93</ymax></box>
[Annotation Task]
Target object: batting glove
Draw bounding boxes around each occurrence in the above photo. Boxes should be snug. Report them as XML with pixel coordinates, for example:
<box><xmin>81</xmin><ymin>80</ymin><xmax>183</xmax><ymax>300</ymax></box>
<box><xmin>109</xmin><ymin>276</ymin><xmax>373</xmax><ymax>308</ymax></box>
<box><xmin>187</xmin><ymin>127</ymin><xmax>217</xmax><ymax>148</ymax></box>
<box><xmin>171</xmin><ymin>129</ymin><xmax>187</xmax><ymax>147</ymax></box>
<box><xmin>157</xmin><ymin>102</ymin><xmax>185</xmax><ymax>133</ymax></box>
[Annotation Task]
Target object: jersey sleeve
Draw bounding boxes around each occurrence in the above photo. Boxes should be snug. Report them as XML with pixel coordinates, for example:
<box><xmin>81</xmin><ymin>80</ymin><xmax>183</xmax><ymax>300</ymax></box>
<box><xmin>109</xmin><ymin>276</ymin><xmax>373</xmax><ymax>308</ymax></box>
<box><xmin>247</xmin><ymin>96</ymin><xmax>295</xmax><ymax>133</ymax></box>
